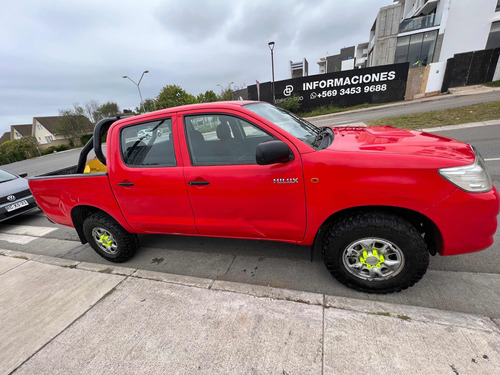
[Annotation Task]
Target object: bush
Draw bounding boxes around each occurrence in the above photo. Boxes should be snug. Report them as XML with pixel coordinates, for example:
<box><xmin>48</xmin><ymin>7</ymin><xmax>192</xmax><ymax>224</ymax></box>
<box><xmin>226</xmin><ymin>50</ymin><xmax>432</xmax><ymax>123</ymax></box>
<box><xmin>42</xmin><ymin>147</ymin><xmax>56</xmax><ymax>155</ymax></box>
<box><xmin>80</xmin><ymin>133</ymin><xmax>93</xmax><ymax>145</ymax></box>
<box><xmin>55</xmin><ymin>144</ymin><xmax>70</xmax><ymax>152</ymax></box>
<box><xmin>275</xmin><ymin>95</ymin><xmax>301</xmax><ymax>113</ymax></box>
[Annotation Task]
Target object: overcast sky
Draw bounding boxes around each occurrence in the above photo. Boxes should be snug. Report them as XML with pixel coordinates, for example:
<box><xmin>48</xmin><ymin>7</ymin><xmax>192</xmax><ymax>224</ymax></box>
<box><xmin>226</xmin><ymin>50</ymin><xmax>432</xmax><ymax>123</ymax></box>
<box><xmin>0</xmin><ymin>0</ymin><xmax>390</xmax><ymax>135</ymax></box>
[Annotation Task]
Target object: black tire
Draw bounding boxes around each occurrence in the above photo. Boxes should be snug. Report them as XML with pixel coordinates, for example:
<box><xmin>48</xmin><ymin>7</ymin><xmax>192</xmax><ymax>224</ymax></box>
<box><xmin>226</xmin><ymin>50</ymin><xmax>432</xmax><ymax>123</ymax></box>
<box><xmin>83</xmin><ymin>213</ymin><xmax>138</xmax><ymax>263</ymax></box>
<box><xmin>322</xmin><ymin>212</ymin><xmax>429</xmax><ymax>294</ymax></box>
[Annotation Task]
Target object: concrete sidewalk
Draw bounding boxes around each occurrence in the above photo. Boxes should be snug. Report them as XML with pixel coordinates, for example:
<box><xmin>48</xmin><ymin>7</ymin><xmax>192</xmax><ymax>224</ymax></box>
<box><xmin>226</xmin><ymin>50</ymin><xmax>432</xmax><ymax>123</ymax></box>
<box><xmin>1</xmin><ymin>250</ymin><xmax>499</xmax><ymax>375</ymax></box>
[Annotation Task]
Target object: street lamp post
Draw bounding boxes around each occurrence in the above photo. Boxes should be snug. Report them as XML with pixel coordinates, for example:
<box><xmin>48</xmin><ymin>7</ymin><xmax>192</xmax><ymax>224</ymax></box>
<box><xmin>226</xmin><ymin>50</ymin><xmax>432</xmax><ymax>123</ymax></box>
<box><xmin>268</xmin><ymin>41</ymin><xmax>275</xmax><ymax>104</ymax></box>
<box><xmin>122</xmin><ymin>70</ymin><xmax>149</xmax><ymax>112</ymax></box>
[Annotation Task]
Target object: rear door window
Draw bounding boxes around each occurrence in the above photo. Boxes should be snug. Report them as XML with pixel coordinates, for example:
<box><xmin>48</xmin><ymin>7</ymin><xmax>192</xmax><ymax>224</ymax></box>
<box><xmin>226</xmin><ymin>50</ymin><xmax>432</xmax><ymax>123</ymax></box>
<box><xmin>120</xmin><ymin>119</ymin><xmax>176</xmax><ymax>167</ymax></box>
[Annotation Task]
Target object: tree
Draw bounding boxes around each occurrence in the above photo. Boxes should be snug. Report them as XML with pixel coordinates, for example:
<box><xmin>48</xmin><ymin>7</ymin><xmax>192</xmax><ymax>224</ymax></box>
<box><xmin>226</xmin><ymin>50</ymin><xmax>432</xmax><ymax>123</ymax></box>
<box><xmin>56</xmin><ymin>104</ymin><xmax>93</xmax><ymax>146</ymax></box>
<box><xmin>84</xmin><ymin>100</ymin><xmax>101</xmax><ymax>123</ymax></box>
<box><xmin>99</xmin><ymin>102</ymin><xmax>120</xmax><ymax>119</ymax></box>
<box><xmin>217</xmin><ymin>88</ymin><xmax>234</xmax><ymax>101</ymax></box>
<box><xmin>216</xmin><ymin>82</ymin><xmax>241</xmax><ymax>101</ymax></box>
<box><xmin>85</xmin><ymin>100</ymin><xmax>120</xmax><ymax>122</ymax></box>
<box><xmin>197</xmin><ymin>90</ymin><xmax>218</xmax><ymax>103</ymax></box>
<box><xmin>136</xmin><ymin>98</ymin><xmax>157</xmax><ymax>113</ymax></box>
<box><xmin>0</xmin><ymin>136</ymin><xmax>39</xmax><ymax>163</ymax></box>
<box><xmin>156</xmin><ymin>85</ymin><xmax>197</xmax><ymax>109</ymax></box>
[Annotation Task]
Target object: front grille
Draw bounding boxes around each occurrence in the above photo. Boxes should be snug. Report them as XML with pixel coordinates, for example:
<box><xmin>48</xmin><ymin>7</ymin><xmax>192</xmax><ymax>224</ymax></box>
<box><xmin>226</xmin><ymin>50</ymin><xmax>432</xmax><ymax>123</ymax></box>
<box><xmin>0</xmin><ymin>189</ymin><xmax>32</xmax><ymax>205</ymax></box>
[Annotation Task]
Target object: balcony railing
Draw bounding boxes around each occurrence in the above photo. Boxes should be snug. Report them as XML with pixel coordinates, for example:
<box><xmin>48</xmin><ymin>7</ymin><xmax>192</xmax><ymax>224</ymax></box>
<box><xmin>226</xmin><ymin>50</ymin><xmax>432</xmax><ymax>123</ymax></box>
<box><xmin>399</xmin><ymin>13</ymin><xmax>440</xmax><ymax>34</ymax></box>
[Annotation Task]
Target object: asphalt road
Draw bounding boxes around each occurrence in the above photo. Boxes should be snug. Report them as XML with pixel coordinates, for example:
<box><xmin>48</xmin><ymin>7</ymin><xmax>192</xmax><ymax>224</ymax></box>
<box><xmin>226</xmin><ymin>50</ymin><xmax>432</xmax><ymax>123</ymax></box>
<box><xmin>433</xmin><ymin>125</ymin><xmax>500</xmax><ymax>185</ymax></box>
<box><xmin>2</xmin><ymin>148</ymin><xmax>93</xmax><ymax>177</ymax></box>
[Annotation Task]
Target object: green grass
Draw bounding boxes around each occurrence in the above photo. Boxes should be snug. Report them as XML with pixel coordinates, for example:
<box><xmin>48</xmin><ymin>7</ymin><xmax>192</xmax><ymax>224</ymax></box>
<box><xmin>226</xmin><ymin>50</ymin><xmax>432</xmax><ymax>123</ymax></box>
<box><xmin>299</xmin><ymin>103</ymin><xmax>384</xmax><ymax>117</ymax></box>
<box><xmin>365</xmin><ymin>101</ymin><xmax>500</xmax><ymax>129</ymax></box>
<box><xmin>485</xmin><ymin>80</ymin><xmax>500</xmax><ymax>87</ymax></box>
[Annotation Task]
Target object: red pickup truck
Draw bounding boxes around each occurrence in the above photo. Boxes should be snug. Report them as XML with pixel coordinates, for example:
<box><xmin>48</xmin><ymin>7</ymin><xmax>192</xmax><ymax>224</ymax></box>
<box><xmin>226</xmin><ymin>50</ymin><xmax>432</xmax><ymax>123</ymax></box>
<box><xmin>28</xmin><ymin>101</ymin><xmax>499</xmax><ymax>293</ymax></box>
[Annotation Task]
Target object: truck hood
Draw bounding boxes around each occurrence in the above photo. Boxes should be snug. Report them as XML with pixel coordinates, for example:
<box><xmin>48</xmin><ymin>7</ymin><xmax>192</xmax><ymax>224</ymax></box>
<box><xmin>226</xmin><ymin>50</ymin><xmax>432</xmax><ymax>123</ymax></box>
<box><xmin>329</xmin><ymin>126</ymin><xmax>475</xmax><ymax>163</ymax></box>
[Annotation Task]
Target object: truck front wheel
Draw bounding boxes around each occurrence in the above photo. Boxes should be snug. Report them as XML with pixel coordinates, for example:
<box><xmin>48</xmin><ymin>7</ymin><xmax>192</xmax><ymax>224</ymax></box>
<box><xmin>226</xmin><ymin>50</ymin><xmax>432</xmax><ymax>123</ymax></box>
<box><xmin>322</xmin><ymin>212</ymin><xmax>429</xmax><ymax>293</ymax></box>
<box><xmin>83</xmin><ymin>213</ymin><xmax>138</xmax><ymax>263</ymax></box>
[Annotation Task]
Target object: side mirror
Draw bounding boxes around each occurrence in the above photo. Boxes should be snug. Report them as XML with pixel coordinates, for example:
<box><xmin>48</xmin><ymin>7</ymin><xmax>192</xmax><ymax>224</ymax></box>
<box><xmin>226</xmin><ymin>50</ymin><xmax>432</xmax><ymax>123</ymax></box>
<box><xmin>256</xmin><ymin>140</ymin><xmax>294</xmax><ymax>165</ymax></box>
<box><xmin>18</xmin><ymin>172</ymin><xmax>28</xmax><ymax>178</ymax></box>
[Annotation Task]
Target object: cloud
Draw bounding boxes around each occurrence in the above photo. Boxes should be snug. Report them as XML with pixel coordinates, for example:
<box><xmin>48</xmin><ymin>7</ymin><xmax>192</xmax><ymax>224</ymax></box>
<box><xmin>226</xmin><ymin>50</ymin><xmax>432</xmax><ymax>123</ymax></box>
<box><xmin>155</xmin><ymin>0</ymin><xmax>235</xmax><ymax>42</ymax></box>
<box><xmin>0</xmin><ymin>0</ymin><xmax>390</xmax><ymax>134</ymax></box>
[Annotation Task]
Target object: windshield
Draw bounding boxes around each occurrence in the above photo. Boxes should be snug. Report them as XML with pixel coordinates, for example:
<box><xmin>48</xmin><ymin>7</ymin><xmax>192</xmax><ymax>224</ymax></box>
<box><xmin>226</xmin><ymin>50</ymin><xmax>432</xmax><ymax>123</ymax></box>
<box><xmin>244</xmin><ymin>102</ymin><xmax>320</xmax><ymax>148</ymax></box>
<box><xmin>0</xmin><ymin>169</ymin><xmax>17</xmax><ymax>183</ymax></box>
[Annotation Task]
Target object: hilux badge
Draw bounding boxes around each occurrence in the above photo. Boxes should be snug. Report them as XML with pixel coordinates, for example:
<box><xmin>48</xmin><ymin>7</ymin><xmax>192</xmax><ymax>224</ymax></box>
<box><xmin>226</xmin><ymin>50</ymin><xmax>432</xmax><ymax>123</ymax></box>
<box><xmin>273</xmin><ymin>178</ymin><xmax>299</xmax><ymax>184</ymax></box>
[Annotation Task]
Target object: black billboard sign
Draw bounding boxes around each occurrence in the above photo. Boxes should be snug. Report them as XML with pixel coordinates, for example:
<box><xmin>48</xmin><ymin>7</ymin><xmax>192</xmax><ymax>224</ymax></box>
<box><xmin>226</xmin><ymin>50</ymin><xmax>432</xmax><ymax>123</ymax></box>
<box><xmin>248</xmin><ymin>63</ymin><xmax>409</xmax><ymax>111</ymax></box>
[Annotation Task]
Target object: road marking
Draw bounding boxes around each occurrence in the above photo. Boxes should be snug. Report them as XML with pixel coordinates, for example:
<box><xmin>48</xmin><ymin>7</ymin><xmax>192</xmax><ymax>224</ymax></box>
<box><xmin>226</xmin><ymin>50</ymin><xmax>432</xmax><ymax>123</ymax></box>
<box><xmin>485</xmin><ymin>158</ymin><xmax>500</xmax><ymax>161</ymax></box>
<box><xmin>0</xmin><ymin>233</ymin><xmax>38</xmax><ymax>245</ymax></box>
<box><xmin>0</xmin><ymin>225</ymin><xmax>57</xmax><ymax>237</ymax></box>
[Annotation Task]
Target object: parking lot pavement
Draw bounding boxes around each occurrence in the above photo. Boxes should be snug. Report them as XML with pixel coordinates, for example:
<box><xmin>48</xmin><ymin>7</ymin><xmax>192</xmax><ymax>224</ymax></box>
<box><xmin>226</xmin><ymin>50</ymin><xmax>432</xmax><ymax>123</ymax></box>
<box><xmin>1</xmin><ymin>214</ymin><xmax>500</xmax><ymax>320</ymax></box>
<box><xmin>2</xmin><ymin>252</ymin><xmax>500</xmax><ymax>375</ymax></box>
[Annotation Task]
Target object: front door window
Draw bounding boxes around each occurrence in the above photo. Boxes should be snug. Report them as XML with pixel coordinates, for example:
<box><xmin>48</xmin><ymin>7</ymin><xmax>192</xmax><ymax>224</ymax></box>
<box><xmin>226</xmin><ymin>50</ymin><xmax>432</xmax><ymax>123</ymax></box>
<box><xmin>184</xmin><ymin>114</ymin><xmax>275</xmax><ymax>166</ymax></box>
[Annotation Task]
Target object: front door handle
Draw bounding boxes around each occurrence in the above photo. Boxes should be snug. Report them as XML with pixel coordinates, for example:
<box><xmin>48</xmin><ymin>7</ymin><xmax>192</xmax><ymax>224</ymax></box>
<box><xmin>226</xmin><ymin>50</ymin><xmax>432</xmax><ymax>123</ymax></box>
<box><xmin>118</xmin><ymin>181</ymin><xmax>134</xmax><ymax>187</ymax></box>
<box><xmin>188</xmin><ymin>180</ymin><xmax>210</xmax><ymax>186</ymax></box>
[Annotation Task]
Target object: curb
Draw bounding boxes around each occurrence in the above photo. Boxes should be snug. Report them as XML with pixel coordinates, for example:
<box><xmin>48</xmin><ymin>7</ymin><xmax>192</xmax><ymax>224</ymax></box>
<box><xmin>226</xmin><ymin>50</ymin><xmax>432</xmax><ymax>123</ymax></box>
<box><xmin>419</xmin><ymin>119</ymin><xmax>500</xmax><ymax>132</ymax></box>
<box><xmin>2</xmin><ymin>249</ymin><xmax>499</xmax><ymax>332</ymax></box>
<box><xmin>303</xmin><ymin>90</ymin><xmax>485</xmax><ymax>122</ymax></box>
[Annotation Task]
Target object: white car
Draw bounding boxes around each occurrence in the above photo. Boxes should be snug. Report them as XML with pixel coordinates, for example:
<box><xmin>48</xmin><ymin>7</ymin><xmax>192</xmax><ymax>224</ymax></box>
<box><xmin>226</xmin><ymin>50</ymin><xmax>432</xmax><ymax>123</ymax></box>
<box><xmin>137</xmin><ymin>128</ymin><xmax>163</xmax><ymax>139</ymax></box>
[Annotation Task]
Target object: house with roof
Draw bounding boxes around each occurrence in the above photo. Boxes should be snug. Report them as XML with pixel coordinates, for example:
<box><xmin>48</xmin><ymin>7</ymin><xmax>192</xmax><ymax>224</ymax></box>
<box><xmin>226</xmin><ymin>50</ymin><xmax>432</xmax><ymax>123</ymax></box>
<box><xmin>32</xmin><ymin>116</ymin><xmax>94</xmax><ymax>149</ymax></box>
<box><xmin>11</xmin><ymin>124</ymin><xmax>32</xmax><ymax>140</ymax></box>
<box><xmin>0</xmin><ymin>132</ymin><xmax>10</xmax><ymax>145</ymax></box>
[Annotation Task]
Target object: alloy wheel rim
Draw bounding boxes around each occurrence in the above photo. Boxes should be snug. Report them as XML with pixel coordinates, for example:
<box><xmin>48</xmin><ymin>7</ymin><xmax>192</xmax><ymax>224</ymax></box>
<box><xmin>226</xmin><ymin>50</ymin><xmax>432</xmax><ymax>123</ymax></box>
<box><xmin>342</xmin><ymin>237</ymin><xmax>405</xmax><ymax>281</ymax></box>
<box><xmin>92</xmin><ymin>227</ymin><xmax>118</xmax><ymax>255</ymax></box>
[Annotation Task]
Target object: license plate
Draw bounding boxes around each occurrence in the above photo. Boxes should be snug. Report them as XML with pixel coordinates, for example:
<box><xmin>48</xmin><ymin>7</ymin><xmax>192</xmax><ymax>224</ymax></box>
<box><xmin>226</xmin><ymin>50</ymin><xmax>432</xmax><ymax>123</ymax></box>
<box><xmin>6</xmin><ymin>200</ymin><xmax>29</xmax><ymax>212</ymax></box>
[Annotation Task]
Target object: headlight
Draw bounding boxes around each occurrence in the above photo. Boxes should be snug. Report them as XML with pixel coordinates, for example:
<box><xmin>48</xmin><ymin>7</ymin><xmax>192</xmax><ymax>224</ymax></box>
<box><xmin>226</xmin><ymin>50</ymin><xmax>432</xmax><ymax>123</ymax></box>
<box><xmin>438</xmin><ymin>148</ymin><xmax>492</xmax><ymax>193</ymax></box>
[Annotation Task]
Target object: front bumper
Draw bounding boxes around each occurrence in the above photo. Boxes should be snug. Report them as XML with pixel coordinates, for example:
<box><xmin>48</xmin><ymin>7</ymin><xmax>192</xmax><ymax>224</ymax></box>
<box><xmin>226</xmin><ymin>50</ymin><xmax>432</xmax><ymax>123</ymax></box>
<box><xmin>0</xmin><ymin>195</ymin><xmax>38</xmax><ymax>222</ymax></box>
<box><xmin>425</xmin><ymin>187</ymin><xmax>499</xmax><ymax>256</ymax></box>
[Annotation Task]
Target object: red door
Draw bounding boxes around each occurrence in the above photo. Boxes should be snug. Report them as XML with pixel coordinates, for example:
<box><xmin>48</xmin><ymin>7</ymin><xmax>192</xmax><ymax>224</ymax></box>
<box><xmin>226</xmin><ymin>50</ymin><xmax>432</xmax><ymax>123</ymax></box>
<box><xmin>181</xmin><ymin>112</ymin><xmax>306</xmax><ymax>241</ymax></box>
<box><xmin>108</xmin><ymin>116</ymin><xmax>196</xmax><ymax>234</ymax></box>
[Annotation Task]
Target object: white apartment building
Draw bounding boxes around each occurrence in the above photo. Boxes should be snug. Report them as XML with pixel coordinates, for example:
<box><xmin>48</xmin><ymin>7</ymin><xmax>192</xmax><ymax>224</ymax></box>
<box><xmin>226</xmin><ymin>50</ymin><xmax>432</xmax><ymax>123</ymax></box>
<box><xmin>366</xmin><ymin>0</ymin><xmax>500</xmax><ymax>68</ymax></box>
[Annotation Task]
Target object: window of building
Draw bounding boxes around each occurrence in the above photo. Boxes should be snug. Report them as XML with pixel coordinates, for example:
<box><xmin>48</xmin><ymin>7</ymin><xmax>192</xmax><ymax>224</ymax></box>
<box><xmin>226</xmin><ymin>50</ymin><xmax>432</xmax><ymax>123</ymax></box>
<box><xmin>408</xmin><ymin>33</ymin><xmax>424</xmax><ymax>66</ymax></box>
<box><xmin>497</xmin><ymin>0</ymin><xmax>500</xmax><ymax>12</ymax></box>
<box><xmin>37</xmin><ymin>124</ymin><xmax>43</xmax><ymax>130</ymax></box>
<box><xmin>184</xmin><ymin>114</ymin><xmax>275</xmax><ymax>166</ymax></box>
<box><xmin>120</xmin><ymin>118</ymin><xmax>175</xmax><ymax>167</ymax></box>
<box><xmin>486</xmin><ymin>22</ymin><xmax>500</xmax><ymax>49</ymax></box>
<box><xmin>45</xmin><ymin>136</ymin><xmax>53</xmax><ymax>143</ymax></box>
<box><xmin>394</xmin><ymin>30</ymin><xmax>437</xmax><ymax>66</ymax></box>
<box><xmin>15</xmin><ymin>131</ymin><xmax>21</xmax><ymax>138</ymax></box>
<box><xmin>395</xmin><ymin>36</ymin><xmax>410</xmax><ymax>64</ymax></box>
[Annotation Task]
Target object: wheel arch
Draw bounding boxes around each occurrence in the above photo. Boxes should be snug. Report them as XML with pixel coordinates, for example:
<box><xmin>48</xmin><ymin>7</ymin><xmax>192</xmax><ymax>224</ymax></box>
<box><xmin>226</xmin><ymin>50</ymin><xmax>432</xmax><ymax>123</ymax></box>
<box><xmin>313</xmin><ymin>206</ymin><xmax>443</xmax><ymax>256</ymax></box>
<box><xmin>71</xmin><ymin>205</ymin><xmax>125</xmax><ymax>244</ymax></box>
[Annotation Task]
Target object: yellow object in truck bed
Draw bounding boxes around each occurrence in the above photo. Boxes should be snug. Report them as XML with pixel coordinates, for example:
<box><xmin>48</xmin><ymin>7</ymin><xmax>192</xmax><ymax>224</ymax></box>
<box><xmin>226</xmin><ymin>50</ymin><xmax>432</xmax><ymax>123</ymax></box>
<box><xmin>83</xmin><ymin>157</ymin><xmax>107</xmax><ymax>173</ymax></box>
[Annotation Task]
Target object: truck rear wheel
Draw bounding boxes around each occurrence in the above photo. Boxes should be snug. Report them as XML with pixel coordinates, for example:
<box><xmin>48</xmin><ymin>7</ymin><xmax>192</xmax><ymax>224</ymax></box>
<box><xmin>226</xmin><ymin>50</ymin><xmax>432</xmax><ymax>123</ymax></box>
<box><xmin>322</xmin><ymin>212</ymin><xmax>429</xmax><ymax>294</ymax></box>
<box><xmin>83</xmin><ymin>213</ymin><xmax>138</xmax><ymax>263</ymax></box>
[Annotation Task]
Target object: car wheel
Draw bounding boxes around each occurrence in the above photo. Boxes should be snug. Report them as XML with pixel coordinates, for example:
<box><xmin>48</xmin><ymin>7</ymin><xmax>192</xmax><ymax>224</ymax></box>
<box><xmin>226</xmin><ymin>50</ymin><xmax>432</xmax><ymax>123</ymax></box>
<box><xmin>83</xmin><ymin>213</ymin><xmax>138</xmax><ymax>263</ymax></box>
<box><xmin>322</xmin><ymin>211</ymin><xmax>429</xmax><ymax>293</ymax></box>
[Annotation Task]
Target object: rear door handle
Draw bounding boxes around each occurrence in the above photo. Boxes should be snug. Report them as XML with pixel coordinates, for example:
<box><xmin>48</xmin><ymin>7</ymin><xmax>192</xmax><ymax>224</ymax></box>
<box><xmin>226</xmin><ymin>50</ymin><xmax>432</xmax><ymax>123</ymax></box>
<box><xmin>188</xmin><ymin>180</ymin><xmax>210</xmax><ymax>186</ymax></box>
<box><xmin>118</xmin><ymin>182</ymin><xmax>134</xmax><ymax>187</ymax></box>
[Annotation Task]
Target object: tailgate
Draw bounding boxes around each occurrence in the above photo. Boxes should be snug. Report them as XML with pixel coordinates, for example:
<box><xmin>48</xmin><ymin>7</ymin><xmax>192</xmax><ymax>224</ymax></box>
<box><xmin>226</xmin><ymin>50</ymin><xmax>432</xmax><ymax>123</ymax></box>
<box><xmin>28</xmin><ymin>173</ymin><xmax>124</xmax><ymax>228</ymax></box>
